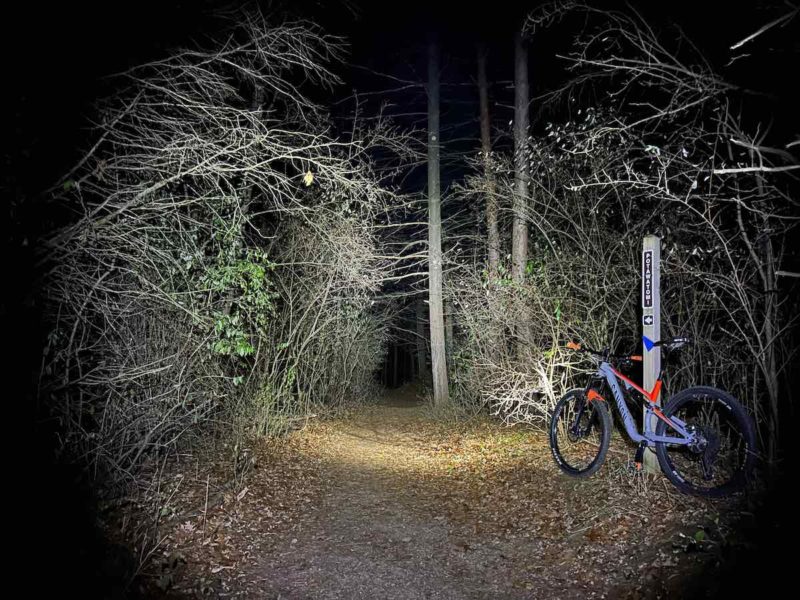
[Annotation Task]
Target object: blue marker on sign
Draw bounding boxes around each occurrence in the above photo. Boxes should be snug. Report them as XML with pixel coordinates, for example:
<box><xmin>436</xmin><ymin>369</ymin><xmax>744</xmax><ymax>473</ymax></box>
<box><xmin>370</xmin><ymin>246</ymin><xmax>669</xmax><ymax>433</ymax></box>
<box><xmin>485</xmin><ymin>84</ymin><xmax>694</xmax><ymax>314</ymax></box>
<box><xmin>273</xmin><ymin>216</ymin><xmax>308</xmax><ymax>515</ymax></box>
<box><xmin>643</xmin><ymin>335</ymin><xmax>655</xmax><ymax>352</ymax></box>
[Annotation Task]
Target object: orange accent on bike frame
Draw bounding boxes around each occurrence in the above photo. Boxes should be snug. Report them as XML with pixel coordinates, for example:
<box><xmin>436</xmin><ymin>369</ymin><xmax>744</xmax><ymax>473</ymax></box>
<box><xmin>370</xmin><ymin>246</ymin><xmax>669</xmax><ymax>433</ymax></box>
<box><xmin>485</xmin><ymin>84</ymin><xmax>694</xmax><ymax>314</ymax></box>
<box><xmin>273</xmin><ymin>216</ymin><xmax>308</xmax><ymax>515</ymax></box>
<box><xmin>611</xmin><ymin>368</ymin><xmax>662</xmax><ymax>403</ymax></box>
<box><xmin>610</xmin><ymin>368</ymin><xmax>676</xmax><ymax>428</ymax></box>
<box><xmin>586</xmin><ymin>389</ymin><xmax>605</xmax><ymax>402</ymax></box>
<box><xmin>630</xmin><ymin>355</ymin><xmax>642</xmax><ymax>362</ymax></box>
<box><xmin>650</xmin><ymin>380</ymin><xmax>663</xmax><ymax>403</ymax></box>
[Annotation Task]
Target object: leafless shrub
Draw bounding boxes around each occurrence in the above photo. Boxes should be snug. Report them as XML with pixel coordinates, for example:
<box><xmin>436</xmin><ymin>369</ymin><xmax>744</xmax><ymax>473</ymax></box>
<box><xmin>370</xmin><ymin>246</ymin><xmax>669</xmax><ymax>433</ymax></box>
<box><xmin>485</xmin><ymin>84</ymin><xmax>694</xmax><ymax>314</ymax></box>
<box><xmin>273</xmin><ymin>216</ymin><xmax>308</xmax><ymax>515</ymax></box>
<box><xmin>448</xmin><ymin>4</ymin><xmax>798</xmax><ymax>465</ymax></box>
<box><xmin>42</xmin><ymin>12</ymin><xmax>411</xmax><ymax>486</ymax></box>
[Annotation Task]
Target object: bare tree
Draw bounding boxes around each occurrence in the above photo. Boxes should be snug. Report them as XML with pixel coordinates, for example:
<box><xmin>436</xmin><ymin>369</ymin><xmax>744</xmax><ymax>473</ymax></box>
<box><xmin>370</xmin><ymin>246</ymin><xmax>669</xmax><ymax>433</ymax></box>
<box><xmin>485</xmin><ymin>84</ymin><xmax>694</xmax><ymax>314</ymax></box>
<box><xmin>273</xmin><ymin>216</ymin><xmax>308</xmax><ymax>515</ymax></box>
<box><xmin>43</xmin><ymin>13</ymin><xmax>414</xmax><ymax>484</ymax></box>
<box><xmin>478</xmin><ymin>44</ymin><xmax>500</xmax><ymax>277</ymax></box>
<box><xmin>427</xmin><ymin>36</ymin><xmax>449</xmax><ymax>405</ymax></box>
<box><xmin>511</xmin><ymin>29</ymin><xmax>530</xmax><ymax>283</ymax></box>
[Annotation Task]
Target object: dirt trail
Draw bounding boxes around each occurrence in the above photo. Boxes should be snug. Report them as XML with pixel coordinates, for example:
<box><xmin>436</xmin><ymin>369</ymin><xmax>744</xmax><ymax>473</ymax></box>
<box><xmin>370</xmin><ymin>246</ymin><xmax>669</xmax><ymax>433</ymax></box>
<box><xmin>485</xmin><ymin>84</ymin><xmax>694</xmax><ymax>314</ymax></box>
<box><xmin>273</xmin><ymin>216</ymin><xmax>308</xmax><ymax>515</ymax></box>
<box><xmin>241</xmin><ymin>387</ymin><xmax>716</xmax><ymax>599</ymax></box>
<box><xmin>255</xmin><ymin>391</ymin><xmax>550</xmax><ymax>599</ymax></box>
<box><xmin>144</xmin><ymin>386</ymin><xmax>731</xmax><ymax>599</ymax></box>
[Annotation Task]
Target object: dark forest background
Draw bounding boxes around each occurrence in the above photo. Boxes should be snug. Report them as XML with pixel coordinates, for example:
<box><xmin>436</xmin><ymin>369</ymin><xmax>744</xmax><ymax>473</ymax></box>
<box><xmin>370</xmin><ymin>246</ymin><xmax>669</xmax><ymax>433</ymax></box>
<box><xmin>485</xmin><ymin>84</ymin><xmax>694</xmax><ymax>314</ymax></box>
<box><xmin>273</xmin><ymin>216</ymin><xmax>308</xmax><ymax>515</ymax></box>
<box><xmin>3</xmin><ymin>1</ymin><xmax>798</xmax><ymax>597</ymax></box>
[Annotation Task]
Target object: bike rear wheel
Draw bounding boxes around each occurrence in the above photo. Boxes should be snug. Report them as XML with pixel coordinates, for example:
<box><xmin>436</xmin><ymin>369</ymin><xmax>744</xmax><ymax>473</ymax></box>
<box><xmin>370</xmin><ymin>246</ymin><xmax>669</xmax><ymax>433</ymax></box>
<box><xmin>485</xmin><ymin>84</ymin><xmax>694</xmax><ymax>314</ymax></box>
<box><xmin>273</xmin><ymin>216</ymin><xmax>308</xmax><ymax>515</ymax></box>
<box><xmin>550</xmin><ymin>388</ymin><xmax>611</xmax><ymax>477</ymax></box>
<box><xmin>655</xmin><ymin>386</ymin><xmax>756</xmax><ymax>497</ymax></box>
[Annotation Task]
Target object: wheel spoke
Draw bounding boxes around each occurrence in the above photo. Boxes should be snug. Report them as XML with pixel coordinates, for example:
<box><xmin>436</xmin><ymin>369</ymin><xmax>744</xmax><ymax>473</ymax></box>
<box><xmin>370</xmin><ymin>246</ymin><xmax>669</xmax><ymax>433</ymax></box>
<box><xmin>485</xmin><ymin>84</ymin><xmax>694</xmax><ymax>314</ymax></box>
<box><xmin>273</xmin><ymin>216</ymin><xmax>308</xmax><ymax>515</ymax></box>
<box><xmin>551</xmin><ymin>390</ymin><xmax>610</xmax><ymax>476</ymax></box>
<box><xmin>658</xmin><ymin>388</ymin><xmax>754</xmax><ymax>496</ymax></box>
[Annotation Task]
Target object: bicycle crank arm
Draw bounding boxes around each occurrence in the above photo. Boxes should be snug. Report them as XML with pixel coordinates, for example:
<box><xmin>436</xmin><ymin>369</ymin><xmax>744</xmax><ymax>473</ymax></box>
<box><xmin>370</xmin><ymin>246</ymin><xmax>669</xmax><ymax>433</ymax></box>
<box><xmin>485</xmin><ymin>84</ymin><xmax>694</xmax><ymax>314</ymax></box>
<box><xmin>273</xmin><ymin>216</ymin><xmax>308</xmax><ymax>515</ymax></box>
<box><xmin>634</xmin><ymin>441</ymin><xmax>648</xmax><ymax>471</ymax></box>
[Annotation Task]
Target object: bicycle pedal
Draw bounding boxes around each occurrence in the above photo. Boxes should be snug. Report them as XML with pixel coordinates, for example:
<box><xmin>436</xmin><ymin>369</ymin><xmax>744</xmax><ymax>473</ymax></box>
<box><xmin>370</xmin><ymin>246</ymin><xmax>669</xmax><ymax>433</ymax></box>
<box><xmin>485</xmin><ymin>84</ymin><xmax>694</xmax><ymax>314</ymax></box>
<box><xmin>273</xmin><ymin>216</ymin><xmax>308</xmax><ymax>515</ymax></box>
<box><xmin>624</xmin><ymin>460</ymin><xmax>642</xmax><ymax>474</ymax></box>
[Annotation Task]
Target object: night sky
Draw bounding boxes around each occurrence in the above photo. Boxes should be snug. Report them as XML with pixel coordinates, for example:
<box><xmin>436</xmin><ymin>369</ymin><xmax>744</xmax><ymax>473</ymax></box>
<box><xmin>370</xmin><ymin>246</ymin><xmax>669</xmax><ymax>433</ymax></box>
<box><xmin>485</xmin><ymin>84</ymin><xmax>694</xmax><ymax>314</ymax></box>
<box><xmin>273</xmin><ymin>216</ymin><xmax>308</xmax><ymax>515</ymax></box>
<box><xmin>6</xmin><ymin>0</ymin><xmax>797</xmax><ymax>203</ymax></box>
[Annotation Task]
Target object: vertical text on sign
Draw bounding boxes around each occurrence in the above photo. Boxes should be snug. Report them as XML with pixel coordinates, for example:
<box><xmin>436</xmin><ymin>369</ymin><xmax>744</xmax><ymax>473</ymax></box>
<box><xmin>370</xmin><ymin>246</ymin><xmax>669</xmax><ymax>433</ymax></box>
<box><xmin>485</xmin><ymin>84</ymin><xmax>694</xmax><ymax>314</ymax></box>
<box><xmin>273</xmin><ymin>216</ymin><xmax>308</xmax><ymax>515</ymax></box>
<box><xmin>642</xmin><ymin>250</ymin><xmax>653</xmax><ymax>308</ymax></box>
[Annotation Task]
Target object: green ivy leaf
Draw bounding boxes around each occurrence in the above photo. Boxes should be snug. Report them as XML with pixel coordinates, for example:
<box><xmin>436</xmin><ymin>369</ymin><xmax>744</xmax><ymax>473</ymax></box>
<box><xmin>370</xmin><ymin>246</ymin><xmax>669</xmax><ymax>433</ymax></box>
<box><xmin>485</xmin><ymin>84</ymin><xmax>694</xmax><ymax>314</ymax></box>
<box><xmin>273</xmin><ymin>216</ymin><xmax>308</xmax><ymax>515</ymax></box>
<box><xmin>694</xmin><ymin>529</ymin><xmax>706</xmax><ymax>543</ymax></box>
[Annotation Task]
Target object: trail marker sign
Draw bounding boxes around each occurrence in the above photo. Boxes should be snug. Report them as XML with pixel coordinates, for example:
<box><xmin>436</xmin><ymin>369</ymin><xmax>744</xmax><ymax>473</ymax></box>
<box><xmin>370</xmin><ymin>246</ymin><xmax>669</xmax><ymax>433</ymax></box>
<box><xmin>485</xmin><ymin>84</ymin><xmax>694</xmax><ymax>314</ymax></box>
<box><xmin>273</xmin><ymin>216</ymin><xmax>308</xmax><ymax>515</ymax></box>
<box><xmin>643</xmin><ymin>250</ymin><xmax>654</xmax><ymax>308</ymax></box>
<box><xmin>642</xmin><ymin>236</ymin><xmax>661</xmax><ymax>473</ymax></box>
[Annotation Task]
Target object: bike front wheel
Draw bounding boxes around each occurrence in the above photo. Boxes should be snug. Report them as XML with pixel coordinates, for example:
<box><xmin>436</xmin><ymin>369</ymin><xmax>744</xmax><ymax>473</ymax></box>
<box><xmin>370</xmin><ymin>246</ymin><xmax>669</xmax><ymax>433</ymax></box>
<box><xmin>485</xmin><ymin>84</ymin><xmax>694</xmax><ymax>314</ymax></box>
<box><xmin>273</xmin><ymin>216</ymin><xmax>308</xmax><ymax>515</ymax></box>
<box><xmin>655</xmin><ymin>386</ymin><xmax>756</xmax><ymax>497</ymax></box>
<box><xmin>550</xmin><ymin>388</ymin><xmax>612</xmax><ymax>477</ymax></box>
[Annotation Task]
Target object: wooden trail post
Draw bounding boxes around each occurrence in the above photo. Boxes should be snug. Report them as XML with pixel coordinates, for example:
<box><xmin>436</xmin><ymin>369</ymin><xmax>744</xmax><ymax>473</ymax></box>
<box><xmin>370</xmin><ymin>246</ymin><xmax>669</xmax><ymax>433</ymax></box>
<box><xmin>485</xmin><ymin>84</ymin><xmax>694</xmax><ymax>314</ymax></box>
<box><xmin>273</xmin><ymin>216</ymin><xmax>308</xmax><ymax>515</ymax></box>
<box><xmin>642</xmin><ymin>235</ymin><xmax>661</xmax><ymax>473</ymax></box>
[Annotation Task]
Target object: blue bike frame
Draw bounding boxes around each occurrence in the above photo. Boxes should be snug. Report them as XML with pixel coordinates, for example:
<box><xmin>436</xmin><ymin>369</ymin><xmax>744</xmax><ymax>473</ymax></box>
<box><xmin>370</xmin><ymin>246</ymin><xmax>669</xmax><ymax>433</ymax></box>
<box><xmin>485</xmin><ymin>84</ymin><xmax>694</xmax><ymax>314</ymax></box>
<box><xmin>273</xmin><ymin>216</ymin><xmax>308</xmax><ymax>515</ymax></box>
<box><xmin>590</xmin><ymin>361</ymin><xmax>693</xmax><ymax>447</ymax></box>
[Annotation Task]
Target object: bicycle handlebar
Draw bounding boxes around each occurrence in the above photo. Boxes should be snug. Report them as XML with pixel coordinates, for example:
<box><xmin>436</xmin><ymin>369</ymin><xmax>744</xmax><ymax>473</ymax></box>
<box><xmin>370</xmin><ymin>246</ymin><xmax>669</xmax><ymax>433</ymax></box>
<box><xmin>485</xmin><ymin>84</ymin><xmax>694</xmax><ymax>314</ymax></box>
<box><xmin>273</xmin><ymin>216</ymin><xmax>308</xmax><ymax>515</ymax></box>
<box><xmin>564</xmin><ymin>341</ymin><xmax>610</xmax><ymax>359</ymax></box>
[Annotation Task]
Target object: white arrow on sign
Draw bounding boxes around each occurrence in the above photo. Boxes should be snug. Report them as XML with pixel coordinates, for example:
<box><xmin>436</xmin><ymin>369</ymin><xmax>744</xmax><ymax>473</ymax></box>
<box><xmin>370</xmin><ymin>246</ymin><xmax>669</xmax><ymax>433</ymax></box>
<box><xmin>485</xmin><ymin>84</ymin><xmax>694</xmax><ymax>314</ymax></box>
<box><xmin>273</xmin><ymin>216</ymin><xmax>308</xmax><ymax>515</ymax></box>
<box><xmin>643</xmin><ymin>314</ymin><xmax>654</xmax><ymax>326</ymax></box>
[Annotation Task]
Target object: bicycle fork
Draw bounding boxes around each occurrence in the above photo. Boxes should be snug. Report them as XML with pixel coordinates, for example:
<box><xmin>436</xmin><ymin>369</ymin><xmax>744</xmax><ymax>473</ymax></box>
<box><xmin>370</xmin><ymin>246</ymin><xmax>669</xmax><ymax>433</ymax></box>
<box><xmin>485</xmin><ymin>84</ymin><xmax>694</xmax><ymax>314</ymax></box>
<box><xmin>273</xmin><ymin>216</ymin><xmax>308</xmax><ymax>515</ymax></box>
<box><xmin>571</xmin><ymin>379</ymin><xmax>606</xmax><ymax>437</ymax></box>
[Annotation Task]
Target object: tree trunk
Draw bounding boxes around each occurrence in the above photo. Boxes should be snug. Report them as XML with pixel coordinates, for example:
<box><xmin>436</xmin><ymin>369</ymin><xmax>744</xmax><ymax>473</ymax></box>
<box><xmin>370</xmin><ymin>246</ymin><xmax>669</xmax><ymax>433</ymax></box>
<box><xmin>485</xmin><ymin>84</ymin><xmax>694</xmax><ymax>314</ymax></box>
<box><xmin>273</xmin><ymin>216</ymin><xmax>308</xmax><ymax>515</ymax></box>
<box><xmin>427</xmin><ymin>37</ymin><xmax>449</xmax><ymax>405</ymax></box>
<box><xmin>478</xmin><ymin>45</ymin><xmax>500</xmax><ymax>278</ymax></box>
<box><xmin>511</xmin><ymin>30</ymin><xmax>530</xmax><ymax>283</ymax></box>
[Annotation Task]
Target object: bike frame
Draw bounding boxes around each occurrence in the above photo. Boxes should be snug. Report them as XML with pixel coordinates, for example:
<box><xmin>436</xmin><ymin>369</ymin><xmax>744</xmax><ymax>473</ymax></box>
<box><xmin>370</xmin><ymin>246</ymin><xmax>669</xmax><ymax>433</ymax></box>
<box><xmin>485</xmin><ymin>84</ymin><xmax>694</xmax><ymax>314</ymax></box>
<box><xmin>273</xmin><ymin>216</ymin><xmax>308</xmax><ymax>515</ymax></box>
<box><xmin>585</xmin><ymin>361</ymin><xmax>693</xmax><ymax>447</ymax></box>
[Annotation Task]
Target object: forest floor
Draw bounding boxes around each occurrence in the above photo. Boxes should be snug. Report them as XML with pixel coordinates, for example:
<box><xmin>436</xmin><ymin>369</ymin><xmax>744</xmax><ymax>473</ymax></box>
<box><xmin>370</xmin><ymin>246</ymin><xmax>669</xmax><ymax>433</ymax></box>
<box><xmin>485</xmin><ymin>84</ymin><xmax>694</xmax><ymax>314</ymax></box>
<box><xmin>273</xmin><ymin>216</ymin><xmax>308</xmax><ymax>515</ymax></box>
<box><xmin>116</xmin><ymin>385</ymin><xmax>760</xmax><ymax>599</ymax></box>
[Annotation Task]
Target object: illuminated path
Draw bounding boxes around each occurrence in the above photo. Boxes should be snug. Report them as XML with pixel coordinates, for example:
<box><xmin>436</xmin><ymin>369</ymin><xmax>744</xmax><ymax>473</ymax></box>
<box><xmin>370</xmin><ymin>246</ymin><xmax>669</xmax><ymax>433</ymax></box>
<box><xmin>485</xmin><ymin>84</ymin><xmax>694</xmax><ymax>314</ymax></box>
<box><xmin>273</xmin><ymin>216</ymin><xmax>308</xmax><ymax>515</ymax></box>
<box><xmin>245</xmin><ymin>386</ymin><xmax>716</xmax><ymax>599</ymax></box>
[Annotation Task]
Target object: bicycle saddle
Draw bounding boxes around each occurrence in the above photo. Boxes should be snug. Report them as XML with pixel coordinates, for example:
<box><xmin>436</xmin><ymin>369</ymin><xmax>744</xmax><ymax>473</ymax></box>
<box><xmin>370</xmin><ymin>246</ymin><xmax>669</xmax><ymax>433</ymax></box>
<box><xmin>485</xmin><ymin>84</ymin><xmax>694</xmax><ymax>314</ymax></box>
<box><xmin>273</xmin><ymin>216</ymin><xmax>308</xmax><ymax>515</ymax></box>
<box><xmin>643</xmin><ymin>336</ymin><xmax>693</xmax><ymax>351</ymax></box>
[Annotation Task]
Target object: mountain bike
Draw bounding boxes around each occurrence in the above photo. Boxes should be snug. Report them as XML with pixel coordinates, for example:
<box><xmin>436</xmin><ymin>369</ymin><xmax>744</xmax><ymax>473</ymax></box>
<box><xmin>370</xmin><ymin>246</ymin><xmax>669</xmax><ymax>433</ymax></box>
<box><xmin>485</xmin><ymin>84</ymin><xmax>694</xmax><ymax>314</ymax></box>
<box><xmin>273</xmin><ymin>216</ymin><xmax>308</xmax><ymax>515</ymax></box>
<box><xmin>549</xmin><ymin>338</ymin><xmax>756</xmax><ymax>497</ymax></box>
